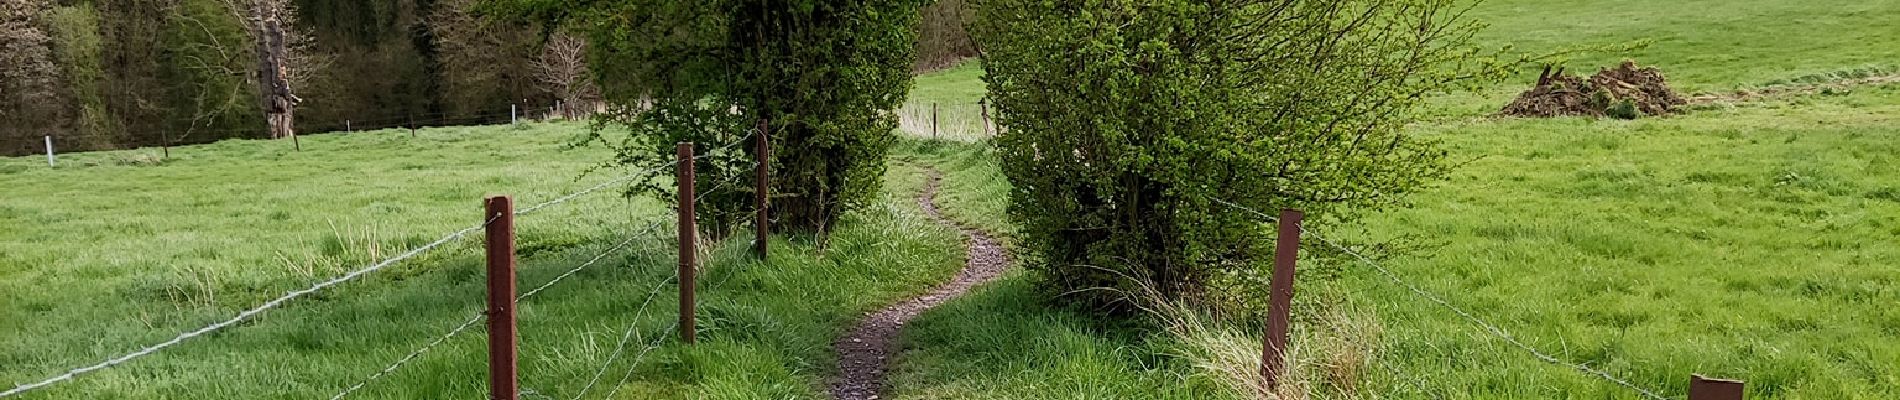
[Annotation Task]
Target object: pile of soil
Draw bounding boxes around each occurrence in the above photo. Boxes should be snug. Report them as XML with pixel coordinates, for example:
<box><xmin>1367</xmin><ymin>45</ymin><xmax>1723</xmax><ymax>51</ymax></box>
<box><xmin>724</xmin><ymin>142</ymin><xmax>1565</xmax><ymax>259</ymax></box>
<box><xmin>1500</xmin><ymin>60</ymin><xmax>1687</xmax><ymax>118</ymax></box>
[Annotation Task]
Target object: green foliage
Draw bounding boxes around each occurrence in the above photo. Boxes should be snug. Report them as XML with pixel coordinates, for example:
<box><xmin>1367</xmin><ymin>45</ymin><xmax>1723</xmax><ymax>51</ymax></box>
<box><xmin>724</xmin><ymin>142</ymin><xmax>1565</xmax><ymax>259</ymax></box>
<box><xmin>488</xmin><ymin>0</ymin><xmax>927</xmax><ymax>239</ymax></box>
<box><xmin>1607</xmin><ymin>98</ymin><xmax>1641</xmax><ymax>120</ymax></box>
<box><xmin>1589</xmin><ymin>88</ymin><xmax>1614</xmax><ymax>109</ymax></box>
<box><xmin>44</xmin><ymin>4</ymin><xmax>120</xmax><ymax>147</ymax></box>
<box><xmin>1</xmin><ymin>0</ymin><xmax>67</xmax><ymax>154</ymax></box>
<box><xmin>160</xmin><ymin>0</ymin><xmax>264</xmax><ymax>142</ymax></box>
<box><xmin>970</xmin><ymin>0</ymin><xmax>1519</xmax><ymax>312</ymax></box>
<box><xmin>887</xmin><ymin>141</ymin><xmax>1239</xmax><ymax>399</ymax></box>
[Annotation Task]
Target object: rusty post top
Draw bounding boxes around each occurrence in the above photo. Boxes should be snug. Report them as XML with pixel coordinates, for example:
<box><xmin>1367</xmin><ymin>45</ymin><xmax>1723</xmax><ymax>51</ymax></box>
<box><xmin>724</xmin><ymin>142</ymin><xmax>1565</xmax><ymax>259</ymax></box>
<box><xmin>1689</xmin><ymin>374</ymin><xmax>1744</xmax><ymax>400</ymax></box>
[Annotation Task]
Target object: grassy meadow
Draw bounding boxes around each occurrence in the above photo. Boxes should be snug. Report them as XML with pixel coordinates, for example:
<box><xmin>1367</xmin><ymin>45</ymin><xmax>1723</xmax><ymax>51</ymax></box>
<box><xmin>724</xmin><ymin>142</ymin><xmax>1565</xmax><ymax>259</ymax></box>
<box><xmin>879</xmin><ymin>0</ymin><xmax>1900</xmax><ymax>399</ymax></box>
<box><xmin>2</xmin><ymin>0</ymin><xmax>1896</xmax><ymax>399</ymax></box>
<box><xmin>0</xmin><ymin>124</ymin><xmax>972</xmax><ymax>398</ymax></box>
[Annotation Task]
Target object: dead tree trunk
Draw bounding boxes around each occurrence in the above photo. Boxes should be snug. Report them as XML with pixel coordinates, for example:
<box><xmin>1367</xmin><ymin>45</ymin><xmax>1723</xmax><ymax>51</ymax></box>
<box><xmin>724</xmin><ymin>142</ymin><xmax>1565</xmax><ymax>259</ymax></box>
<box><xmin>254</xmin><ymin>9</ymin><xmax>297</xmax><ymax>140</ymax></box>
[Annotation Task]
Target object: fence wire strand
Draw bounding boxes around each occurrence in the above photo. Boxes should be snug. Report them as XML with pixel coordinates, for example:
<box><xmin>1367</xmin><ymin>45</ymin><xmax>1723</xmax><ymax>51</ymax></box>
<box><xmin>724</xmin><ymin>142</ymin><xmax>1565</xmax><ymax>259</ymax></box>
<box><xmin>598</xmin><ymin>320</ymin><xmax>681</xmax><ymax>400</ymax></box>
<box><xmin>0</xmin><ymin>218</ymin><xmax>493</xmax><ymax>398</ymax></box>
<box><xmin>325</xmin><ymin>313</ymin><xmax>484</xmax><ymax>400</ymax></box>
<box><xmin>327</xmin><ymin>221</ymin><xmax>663</xmax><ymax>400</ymax></box>
<box><xmin>1210</xmin><ymin>197</ymin><xmax>1670</xmax><ymax>400</ymax></box>
<box><xmin>567</xmin><ymin>264</ymin><xmax>683</xmax><ymax>400</ymax></box>
<box><xmin>2</xmin><ymin>132</ymin><xmax>753</xmax><ymax>398</ymax></box>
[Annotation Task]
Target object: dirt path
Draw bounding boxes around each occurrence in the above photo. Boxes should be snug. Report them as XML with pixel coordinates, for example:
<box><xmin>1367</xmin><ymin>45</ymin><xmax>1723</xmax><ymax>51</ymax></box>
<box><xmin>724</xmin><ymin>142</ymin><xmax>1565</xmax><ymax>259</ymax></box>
<box><xmin>828</xmin><ymin>168</ymin><xmax>1012</xmax><ymax>400</ymax></box>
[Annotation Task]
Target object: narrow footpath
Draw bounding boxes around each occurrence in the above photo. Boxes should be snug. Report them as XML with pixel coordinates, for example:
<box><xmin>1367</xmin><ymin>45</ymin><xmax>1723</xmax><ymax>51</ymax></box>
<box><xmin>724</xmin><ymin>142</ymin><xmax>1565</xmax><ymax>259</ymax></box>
<box><xmin>827</xmin><ymin>168</ymin><xmax>1012</xmax><ymax>400</ymax></box>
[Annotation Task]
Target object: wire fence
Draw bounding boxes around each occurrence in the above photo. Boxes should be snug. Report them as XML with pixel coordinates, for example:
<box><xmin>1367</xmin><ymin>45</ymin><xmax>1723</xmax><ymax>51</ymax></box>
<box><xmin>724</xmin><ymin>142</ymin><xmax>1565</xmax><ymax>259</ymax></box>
<box><xmin>0</xmin><ymin>131</ymin><xmax>759</xmax><ymax>399</ymax></box>
<box><xmin>1</xmin><ymin>103</ymin><xmax>577</xmax><ymax>159</ymax></box>
<box><xmin>1210</xmin><ymin>197</ymin><xmax>1674</xmax><ymax>400</ymax></box>
<box><xmin>895</xmin><ymin>101</ymin><xmax>997</xmax><ymax>143</ymax></box>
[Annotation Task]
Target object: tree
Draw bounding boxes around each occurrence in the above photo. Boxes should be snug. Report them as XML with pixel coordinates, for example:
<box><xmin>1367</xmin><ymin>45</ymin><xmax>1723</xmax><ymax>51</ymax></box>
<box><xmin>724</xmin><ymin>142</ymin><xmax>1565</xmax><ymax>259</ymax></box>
<box><xmin>220</xmin><ymin>0</ymin><xmax>324</xmax><ymax>140</ymax></box>
<box><xmin>164</xmin><ymin>0</ymin><xmax>318</xmax><ymax>142</ymax></box>
<box><xmin>430</xmin><ymin>0</ymin><xmax>542</xmax><ymax>122</ymax></box>
<box><xmin>914</xmin><ymin>0</ymin><xmax>978</xmax><ymax>71</ymax></box>
<box><xmin>532</xmin><ymin>32</ymin><xmax>597</xmax><ymax>119</ymax></box>
<box><xmin>486</xmin><ymin>0</ymin><xmax>926</xmax><ymax>241</ymax></box>
<box><xmin>971</xmin><ymin>0</ymin><xmax>1522</xmax><ymax>312</ymax></box>
<box><xmin>1</xmin><ymin>0</ymin><xmax>69</xmax><ymax>155</ymax></box>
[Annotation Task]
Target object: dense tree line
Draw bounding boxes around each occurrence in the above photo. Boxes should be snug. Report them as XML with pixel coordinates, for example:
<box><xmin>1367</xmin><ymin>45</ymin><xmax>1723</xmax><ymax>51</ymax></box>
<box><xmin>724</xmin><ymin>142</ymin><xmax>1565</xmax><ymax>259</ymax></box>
<box><xmin>1</xmin><ymin>0</ymin><xmax>974</xmax><ymax>157</ymax></box>
<box><xmin>0</xmin><ymin>0</ymin><xmax>552</xmax><ymax>156</ymax></box>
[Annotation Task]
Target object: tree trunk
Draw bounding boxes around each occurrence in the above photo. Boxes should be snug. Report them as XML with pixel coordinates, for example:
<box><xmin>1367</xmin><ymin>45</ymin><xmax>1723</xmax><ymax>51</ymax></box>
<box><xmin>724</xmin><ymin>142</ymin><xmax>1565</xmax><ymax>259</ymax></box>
<box><xmin>254</xmin><ymin>10</ymin><xmax>295</xmax><ymax>139</ymax></box>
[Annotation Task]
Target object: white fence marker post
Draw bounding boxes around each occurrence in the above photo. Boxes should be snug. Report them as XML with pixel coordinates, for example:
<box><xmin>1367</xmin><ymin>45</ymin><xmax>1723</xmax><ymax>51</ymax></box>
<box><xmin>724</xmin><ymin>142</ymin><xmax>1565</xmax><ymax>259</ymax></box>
<box><xmin>45</xmin><ymin>136</ymin><xmax>55</xmax><ymax>167</ymax></box>
<box><xmin>511</xmin><ymin>104</ymin><xmax>518</xmax><ymax>126</ymax></box>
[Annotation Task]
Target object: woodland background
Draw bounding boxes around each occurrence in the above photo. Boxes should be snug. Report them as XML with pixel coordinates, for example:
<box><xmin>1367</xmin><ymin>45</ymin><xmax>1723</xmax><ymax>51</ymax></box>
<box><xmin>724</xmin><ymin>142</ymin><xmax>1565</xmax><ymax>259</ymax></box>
<box><xmin>0</xmin><ymin>0</ymin><xmax>976</xmax><ymax>155</ymax></box>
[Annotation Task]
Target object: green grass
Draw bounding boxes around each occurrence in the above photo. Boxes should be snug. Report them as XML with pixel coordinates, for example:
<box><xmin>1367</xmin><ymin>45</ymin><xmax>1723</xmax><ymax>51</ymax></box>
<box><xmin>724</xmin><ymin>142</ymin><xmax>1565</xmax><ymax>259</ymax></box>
<box><xmin>909</xmin><ymin>0</ymin><xmax>1900</xmax><ymax>117</ymax></box>
<box><xmin>7</xmin><ymin>1</ymin><xmax>1898</xmax><ymax>397</ymax></box>
<box><xmin>0</xmin><ymin>123</ymin><xmax>970</xmax><ymax>399</ymax></box>
<box><xmin>880</xmin><ymin>1</ymin><xmax>1900</xmax><ymax>398</ymax></box>
<box><xmin>885</xmin><ymin>142</ymin><xmax>1243</xmax><ymax>400</ymax></box>
<box><xmin>1467</xmin><ymin>0</ymin><xmax>1900</xmax><ymax>92</ymax></box>
<box><xmin>907</xmin><ymin>61</ymin><xmax>988</xmax><ymax>106</ymax></box>
<box><xmin>883</xmin><ymin>85</ymin><xmax>1900</xmax><ymax>400</ymax></box>
<box><xmin>1344</xmin><ymin>85</ymin><xmax>1900</xmax><ymax>399</ymax></box>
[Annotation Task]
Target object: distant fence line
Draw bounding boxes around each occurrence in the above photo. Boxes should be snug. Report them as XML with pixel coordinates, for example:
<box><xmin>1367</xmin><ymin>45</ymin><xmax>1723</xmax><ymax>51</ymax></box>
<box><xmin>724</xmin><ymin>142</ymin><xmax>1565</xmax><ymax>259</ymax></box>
<box><xmin>0</xmin><ymin>102</ymin><xmax>582</xmax><ymax>159</ymax></box>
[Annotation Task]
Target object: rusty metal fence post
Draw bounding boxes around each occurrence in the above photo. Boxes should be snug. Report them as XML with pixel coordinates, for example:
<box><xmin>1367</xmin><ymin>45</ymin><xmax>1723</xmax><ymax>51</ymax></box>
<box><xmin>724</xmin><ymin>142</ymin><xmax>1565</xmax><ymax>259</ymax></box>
<box><xmin>484</xmin><ymin>196</ymin><xmax>518</xmax><ymax>400</ymax></box>
<box><xmin>754</xmin><ymin>120</ymin><xmax>770</xmax><ymax>260</ymax></box>
<box><xmin>677</xmin><ymin>142</ymin><xmax>698</xmax><ymax>345</ymax></box>
<box><xmin>1261</xmin><ymin>209</ymin><xmax>1304</xmax><ymax>389</ymax></box>
<box><xmin>1690</xmin><ymin>375</ymin><xmax>1744</xmax><ymax>400</ymax></box>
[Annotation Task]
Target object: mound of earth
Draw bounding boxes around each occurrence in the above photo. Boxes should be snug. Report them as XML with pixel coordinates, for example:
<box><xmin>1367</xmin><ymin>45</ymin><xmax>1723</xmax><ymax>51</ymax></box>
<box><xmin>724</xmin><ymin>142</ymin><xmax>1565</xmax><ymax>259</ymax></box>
<box><xmin>1500</xmin><ymin>60</ymin><xmax>1687</xmax><ymax>119</ymax></box>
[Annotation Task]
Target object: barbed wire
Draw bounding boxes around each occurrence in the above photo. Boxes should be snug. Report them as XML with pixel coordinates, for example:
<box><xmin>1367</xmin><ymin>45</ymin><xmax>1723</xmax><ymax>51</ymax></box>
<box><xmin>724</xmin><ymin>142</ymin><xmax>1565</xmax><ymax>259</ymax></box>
<box><xmin>597</xmin><ymin>319</ymin><xmax>681</xmax><ymax>400</ymax></box>
<box><xmin>1209</xmin><ymin>197</ymin><xmax>1671</xmax><ymax>400</ymax></box>
<box><xmin>566</xmin><ymin>263</ymin><xmax>682</xmax><ymax>400</ymax></box>
<box><xmin>0</xmin><ymin>216</ymin><xmax>495</xmax><ymax>398</ymax></box>
<box><xmin>325</xmin><ymin>313</ymin><xmax>483</xmax><ymax>400</ymax></box>
<box><xmin>1310</xmin><ymin>229</ymin><xmax>1671</xmax><ymax>400</ymax></box>
<box><xmin>0</xmin><ymin>131</ymin><xmax>755</xmax><ymax>397</ymax></box>
<box><xmin>327</xmin><ymin>220</ymin><xmax>665</xmax><ymax>400</ymax></box>
<box><xmin>518</xmin><ymin>130</ymin><xmax>755</xmax><ymax>216</ymax></box>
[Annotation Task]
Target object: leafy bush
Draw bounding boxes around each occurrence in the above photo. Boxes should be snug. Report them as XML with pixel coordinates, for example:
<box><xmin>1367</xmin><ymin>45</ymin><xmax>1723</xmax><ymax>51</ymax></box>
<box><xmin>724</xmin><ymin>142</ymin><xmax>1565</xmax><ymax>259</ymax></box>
<box><xmin>485</xmin><ymin>0</ymin><xmax>925</xmax><ymax>240</ymax></box>
<box><xmin>971</xmin><ymin>0</ymin><xmax>1519</xmax><ymax>313</ymax></box>
<box><xmin>1607</xmin><ymin>98</ymin><xmax>1641</xmax><ymax>120</ymax></box>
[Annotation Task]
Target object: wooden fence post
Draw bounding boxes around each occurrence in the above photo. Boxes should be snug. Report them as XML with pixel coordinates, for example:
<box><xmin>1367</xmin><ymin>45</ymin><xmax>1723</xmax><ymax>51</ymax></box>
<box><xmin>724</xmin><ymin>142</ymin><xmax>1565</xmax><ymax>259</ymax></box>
<box><xmin>1689</xmin><ymin>375</ymin><xmax>1744</xmax><ymax>400</ymax></box>
<box><xmin>754</xmin><ymin>119</ymin><xmax>770</xmax><ymax>260</ymax></box>
<box><xmin>409</xmin><ymin>115</ymin><xmax>417</xmax><ymax>138</ymax></box>
<box><xmin>677</xmin><ymin>142</ymin><xmax>698</xmax><ymax>345</ymax></box>
<box><xmin>931</xmin><ymin>102</ymin><xmax>940</xmax><ymax>139</ymax></box>
<box><xmin>484</xmin><ymin>196</ymin><xmax>518</xmax><ymax>400</ymax></box>
<box><xmin>979</xmin><ymin>99</ymin><xmax>991</xmax><ymax>136</ymax></box>
<box><xmin>1261</xmin><ymin>209</ymin><xmax>1304</xmax><ymax>389</ymax></box>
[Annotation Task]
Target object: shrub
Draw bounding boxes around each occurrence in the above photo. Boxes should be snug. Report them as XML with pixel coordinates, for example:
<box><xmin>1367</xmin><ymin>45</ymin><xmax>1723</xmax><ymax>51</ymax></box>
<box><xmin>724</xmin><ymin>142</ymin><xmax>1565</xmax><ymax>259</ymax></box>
<box><xmin>972</xmin><ymin>0</ymin><xmax>1520</xmax><ymax>313</ymax></box>
<box><xmin>484</xmin><ymin>0</ymin><xmax>925</xmax><ymax>240</ymax></box>
<box><xmin>1607</xmin><ymin>98</ymin><xmax>1641</xmax><ymax>120</ymax></box>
